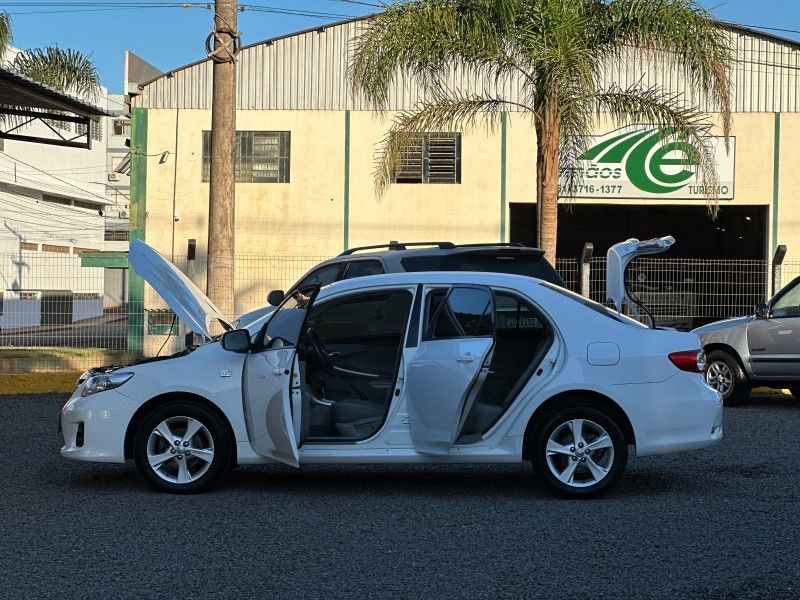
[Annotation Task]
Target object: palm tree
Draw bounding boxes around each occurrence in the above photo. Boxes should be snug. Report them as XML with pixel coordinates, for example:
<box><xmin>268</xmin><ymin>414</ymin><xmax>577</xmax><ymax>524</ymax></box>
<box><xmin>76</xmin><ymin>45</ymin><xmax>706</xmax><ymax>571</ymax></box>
<box><xmin>0</xmin><ymin>11</ymin><xmax>100</xmax><ymax>98</ymax></box>
<box><xmin>350</xmin><ymin>0</ymin><xmax>731</xmax><ymax>262</ymax></box>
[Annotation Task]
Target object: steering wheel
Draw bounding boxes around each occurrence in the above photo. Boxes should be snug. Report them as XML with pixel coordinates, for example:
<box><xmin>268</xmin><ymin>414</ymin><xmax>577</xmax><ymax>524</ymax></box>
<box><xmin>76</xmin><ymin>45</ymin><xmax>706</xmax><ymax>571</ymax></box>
<box><xmin>305</xmin><ymin>327</ymin><xmax>335</xmax><ymax>375</ymax></box>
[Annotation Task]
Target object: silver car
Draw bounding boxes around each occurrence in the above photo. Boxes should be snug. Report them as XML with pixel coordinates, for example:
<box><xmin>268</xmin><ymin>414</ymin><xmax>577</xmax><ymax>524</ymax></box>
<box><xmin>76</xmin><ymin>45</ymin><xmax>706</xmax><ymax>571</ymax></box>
<box><xmin>694</xmin><ymin>276</ymin><xmax>800</xmax><ymax>405</ymax></box>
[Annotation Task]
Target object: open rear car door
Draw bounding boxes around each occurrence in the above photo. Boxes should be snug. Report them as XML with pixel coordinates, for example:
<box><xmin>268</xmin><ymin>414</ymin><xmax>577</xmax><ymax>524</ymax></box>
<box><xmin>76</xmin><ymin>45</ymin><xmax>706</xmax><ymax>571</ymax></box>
<box><xmin>405</xmin><ymin>285</ymin><xmax>495</xmax><ymax>455</ymax></box>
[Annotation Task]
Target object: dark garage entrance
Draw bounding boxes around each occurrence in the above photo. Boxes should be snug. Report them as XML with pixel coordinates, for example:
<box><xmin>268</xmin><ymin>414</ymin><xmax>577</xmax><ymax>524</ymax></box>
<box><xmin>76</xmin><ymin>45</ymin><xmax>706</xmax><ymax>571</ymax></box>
<box><xmin>509</xmin><ymin>203</ymin><xmax>770</xmax><ymax>329</ymax></box>
<box><xmin>509</xmin><ymin>203</ymin><xmax>768</xmax><ymax>259</ymax></box>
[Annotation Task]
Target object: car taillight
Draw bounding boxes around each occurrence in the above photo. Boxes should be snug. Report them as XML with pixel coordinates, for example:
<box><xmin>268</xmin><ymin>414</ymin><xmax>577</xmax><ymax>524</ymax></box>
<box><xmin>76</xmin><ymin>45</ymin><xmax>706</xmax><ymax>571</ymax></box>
<box><xmin>668</xmin><ymin>349</ymin><xmax>706</xmax><ymax>373</ymax></box>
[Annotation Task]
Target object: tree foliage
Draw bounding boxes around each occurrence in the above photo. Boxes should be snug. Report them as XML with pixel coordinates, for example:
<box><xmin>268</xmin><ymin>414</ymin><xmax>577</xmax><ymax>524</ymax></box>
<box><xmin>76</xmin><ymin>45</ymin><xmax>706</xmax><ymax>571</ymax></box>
<box><xmin>349</xmin><ymin>0</ymin><xmax>732</xmax><ymax>259</ymax></box>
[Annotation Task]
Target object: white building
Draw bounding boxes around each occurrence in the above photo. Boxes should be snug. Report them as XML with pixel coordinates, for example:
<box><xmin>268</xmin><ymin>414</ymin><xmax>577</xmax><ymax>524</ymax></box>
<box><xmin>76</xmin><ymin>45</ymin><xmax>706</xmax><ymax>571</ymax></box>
<box><xmin>0</xmin><ymin>53</ymin><xmax>116</xmax><ymax>329</ymax></box>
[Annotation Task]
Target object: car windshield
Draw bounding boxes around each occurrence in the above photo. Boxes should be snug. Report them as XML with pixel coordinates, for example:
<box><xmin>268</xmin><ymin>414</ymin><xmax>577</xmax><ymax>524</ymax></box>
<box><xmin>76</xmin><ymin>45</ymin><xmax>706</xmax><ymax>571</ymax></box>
<box><xmin>539</xmin><ymin>282</ymin><xmax>646</xmax><ymax>327</ymax></box>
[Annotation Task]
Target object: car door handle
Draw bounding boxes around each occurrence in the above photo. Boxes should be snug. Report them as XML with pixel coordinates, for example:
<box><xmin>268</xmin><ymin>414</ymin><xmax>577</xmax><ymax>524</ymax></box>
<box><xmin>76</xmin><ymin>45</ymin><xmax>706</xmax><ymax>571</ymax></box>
<box><xmin>456</xmin><ymin>353</ymin><xmax>475</xmax><ymax>363</ymax></box>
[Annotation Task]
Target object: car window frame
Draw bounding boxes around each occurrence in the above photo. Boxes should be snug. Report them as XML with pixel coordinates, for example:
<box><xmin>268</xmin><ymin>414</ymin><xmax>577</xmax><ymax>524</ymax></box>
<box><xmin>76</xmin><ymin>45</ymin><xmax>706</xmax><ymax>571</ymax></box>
<box><xmin>769</xmin><ymin>276</ymin><xmax>800</xmax><ymax>318</ymax></box>
<box><xmin>423</xmin><ymin>284</ymin><xmax>495</xmax><ymax>341</ymax></box>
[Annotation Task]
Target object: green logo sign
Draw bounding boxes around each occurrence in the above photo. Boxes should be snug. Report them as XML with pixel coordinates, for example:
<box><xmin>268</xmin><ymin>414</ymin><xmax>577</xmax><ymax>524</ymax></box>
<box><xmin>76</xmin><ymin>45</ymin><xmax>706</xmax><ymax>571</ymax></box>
<box><xmin>561</xmin><ymin>126</ymin><xmax>735</xmax><ymax>200</ymax></box>
<box><xmin>578</xmin><ymin>127</ymin><xmax>697</xmax><ymax>194</ymax></box>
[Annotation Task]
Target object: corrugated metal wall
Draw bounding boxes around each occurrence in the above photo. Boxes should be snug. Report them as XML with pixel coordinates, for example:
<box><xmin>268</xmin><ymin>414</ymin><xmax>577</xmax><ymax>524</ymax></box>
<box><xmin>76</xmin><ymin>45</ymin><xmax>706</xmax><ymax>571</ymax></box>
<box><xmin>132</xmin><ymin>21</ymin><xmax>800</xmax><ymax>113</ymax></box>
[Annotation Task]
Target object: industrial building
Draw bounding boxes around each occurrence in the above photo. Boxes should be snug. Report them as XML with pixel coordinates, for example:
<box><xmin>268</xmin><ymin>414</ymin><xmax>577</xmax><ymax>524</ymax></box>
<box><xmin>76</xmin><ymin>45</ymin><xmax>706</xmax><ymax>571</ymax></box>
<box><xmin>124</xmin><ymin>17</ymin><xmax>800</xmax><ymax>349</ymax></box>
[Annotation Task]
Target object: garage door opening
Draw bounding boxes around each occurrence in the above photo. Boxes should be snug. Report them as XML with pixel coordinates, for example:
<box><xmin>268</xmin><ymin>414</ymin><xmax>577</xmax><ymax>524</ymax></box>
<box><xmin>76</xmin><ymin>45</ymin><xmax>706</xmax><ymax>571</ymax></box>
<box><xmin>509</xmin><ymin>203</ymin><xmax>770</xmax><ymax>329</ymax></box>
<box><xmin>509</xmin><ymin>203</ymin><xmax>768</xmax><ymax>260</ymax></box>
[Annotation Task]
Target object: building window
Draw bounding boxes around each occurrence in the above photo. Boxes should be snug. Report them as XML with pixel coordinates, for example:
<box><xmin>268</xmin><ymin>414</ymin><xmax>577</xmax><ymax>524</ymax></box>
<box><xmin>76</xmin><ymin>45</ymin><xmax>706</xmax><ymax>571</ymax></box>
<box><xmin>20</xmin><ymin>242</ymin><xmax>38</xmax><ymax>251</ymax></box>
<box><xmin>104</xmin><ymin>229</ymin><xmax>129</xmax><ymax>242</ymax></box>
<box><xmin>393</xmin><ymin>132</ymin><xmax>461</xmax><ymax>184</ymax></box>
<box><xmin>72</xmin><ymin>247</ymin><xmax>99</xmax><ymax>255</ymax></box>
<box><xmin>91</xmin><ymin>120</ymin><xmax>103</xmax><ymax>142</ymax></box>
<box><xmin>113</xmin><ymin>119</ymin><xmax>130</xmax><ymax>136</ymax></box>
<box><xmin>202</xmin><ymin>131</ymin><xmax>291</xmax><ymax>183</ymax></box>
<box><xmin>74</xmin><ymin>120</ymin><xmax>102</xmax><ymax>142</ymax></box>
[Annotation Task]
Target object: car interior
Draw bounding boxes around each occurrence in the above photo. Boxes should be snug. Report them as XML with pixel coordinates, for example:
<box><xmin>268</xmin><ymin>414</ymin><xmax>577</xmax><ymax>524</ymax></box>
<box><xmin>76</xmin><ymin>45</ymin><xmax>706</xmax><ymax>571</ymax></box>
<box><xmin>422</xmin><ymin>288</ymin><xmax>554</xmax><ymax>443</ymax></box>
<box><xmin>294</xmin><ymin>284</ymin><xmax>553</xmax><ymax>445</ymax></box>
<box><xmin>455</xmin><ymin>291</ymin><xmax>553</xmax><ymax>442</ymax></box>
<box><xmin>297</xmin><ymin>289</ymin><xmax>413</xmax><ymax>441</ymax></box>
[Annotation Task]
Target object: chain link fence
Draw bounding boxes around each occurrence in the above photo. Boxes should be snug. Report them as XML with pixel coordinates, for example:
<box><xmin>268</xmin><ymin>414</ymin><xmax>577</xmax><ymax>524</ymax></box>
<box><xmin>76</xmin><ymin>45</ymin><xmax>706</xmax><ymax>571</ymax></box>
<box><xmin>0</xmin><ymin>249</ymin><xmax>797</xmax><ymax>370</ymax></box>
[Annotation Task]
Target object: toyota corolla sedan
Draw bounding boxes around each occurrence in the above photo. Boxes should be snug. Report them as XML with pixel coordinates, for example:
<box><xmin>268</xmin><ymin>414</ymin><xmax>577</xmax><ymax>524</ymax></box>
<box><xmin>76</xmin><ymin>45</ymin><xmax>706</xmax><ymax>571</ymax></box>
<box><xmin>60</xmin><ymin>240</ymin><xmax>722</xmax><ymax>497</ymax></box>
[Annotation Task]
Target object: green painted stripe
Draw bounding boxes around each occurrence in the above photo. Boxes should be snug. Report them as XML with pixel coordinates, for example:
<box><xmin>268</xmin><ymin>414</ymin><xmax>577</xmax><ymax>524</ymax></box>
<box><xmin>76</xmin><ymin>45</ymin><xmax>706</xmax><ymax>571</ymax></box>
<box><xmin>343</xmin><ymin>110</ymin><xmax>351</xmax><ymax>251</ymax></box>
<box><xmin>772</xmin><ymin>112</ymin><xmax>781</xmax><ymax>254</ymax></box>
<box><xmin>500</xmin><ymin>111</ymin><xmax>507</xmax><ymax>242</ymax></box>
<box><xmin>80</xmin><ymin>252</ymin><xmax>129</xmax><ymax>268</ymax></box>
<box><xmin>128</xmin><ymin>107</ymin><xmax>148</xmax><ymax>353</ymax></box>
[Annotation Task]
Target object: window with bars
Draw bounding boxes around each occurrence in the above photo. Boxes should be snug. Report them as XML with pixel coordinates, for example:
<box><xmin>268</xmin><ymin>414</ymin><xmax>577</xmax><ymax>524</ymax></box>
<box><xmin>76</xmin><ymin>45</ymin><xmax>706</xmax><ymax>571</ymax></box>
<box><xmin>393</xmin><ymin>132</ymin><xmax>461</xmax><ymax>184</ymax></box>
<box><xmin>202</xmin><ymin>131</ymin><xmax>291</xmax><ymax>183</ymax></box>
<box><xmin>75</xmin><ymin>120</ymin><xmax>103</xmax><ymax>142</ymax></box>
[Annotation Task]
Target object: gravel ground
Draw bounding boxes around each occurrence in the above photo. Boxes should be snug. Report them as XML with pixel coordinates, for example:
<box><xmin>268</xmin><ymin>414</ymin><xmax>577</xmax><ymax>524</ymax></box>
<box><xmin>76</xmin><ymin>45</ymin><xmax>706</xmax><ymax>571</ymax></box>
<box><xmin>1</xmin><ymin>393</ymin><xmax>799</xmax><ymax>599</ymax></box>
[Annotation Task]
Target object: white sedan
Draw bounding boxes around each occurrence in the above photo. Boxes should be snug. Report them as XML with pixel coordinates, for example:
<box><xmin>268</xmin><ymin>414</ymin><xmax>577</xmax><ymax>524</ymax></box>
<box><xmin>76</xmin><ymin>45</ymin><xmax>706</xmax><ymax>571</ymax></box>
<box><xmin>60</xmin><ymin>240</ymin><xmax>722</xmax><ymax>497</ymax></box>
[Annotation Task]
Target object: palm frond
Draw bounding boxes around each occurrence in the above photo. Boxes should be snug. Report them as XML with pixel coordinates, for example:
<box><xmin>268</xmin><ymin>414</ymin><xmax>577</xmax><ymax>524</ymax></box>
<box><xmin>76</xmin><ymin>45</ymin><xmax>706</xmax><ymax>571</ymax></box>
<box><xmin>12</xmin><ymin>46</ymin><xmax>101</xmax><ymax>99</ymax></box>
<box><xmin>0</xmin><ymin>12</ymin><xmax>11</xmax><ymax>56</ymax></box>
<box><xmin>349</xmin><ymin>0</ymin><xmax>528</xmax><ymax>109</ymax></box>
<box><xmin>601</xmin><ymin>0</ymin><xmax>732</xmax><ymax>140</ymax></box>
<box><xmin>595</xmin><ymin>83</ymin><xmax>723</xmax><ymax>213</ymax></box>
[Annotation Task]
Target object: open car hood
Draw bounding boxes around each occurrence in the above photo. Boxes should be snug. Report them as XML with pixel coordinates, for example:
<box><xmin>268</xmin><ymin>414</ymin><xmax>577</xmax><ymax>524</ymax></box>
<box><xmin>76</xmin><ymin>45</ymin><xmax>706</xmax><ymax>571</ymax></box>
<box><xmin>607</xmin><ymin>236</ymin><xmax>675</xmax><ymax>312</ymax></box>
<box><xmin>128</xmin><ymin>240</ymin><xmax>233</xmax><ymax>340</ymax></box>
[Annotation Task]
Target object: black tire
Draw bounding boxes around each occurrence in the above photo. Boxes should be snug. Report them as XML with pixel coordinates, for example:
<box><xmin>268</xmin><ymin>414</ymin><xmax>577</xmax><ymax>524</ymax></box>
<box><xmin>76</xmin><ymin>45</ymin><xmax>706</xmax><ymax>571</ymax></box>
<box><xmin>705</xmin><ymin>350</ymin><xmax>750</xmax><ymax>406</ymax></box>
<box><xmin>133</xmin><ymin>400</ymin><xmax>232</xmax><ymax>494</ymax></box>
<box><xmin>532</xmin><ymin>406</ymin><xmax>628</xmax><ymax>498</ymax></box>
<box><xmin>790</xmin><ymin>387</ymin><xmax>800</xmax><ymax>401</ymax></box>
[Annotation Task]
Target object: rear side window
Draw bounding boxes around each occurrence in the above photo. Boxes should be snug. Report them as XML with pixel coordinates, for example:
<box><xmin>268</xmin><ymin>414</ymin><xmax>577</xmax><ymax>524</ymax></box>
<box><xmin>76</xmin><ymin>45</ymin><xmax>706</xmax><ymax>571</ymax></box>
<box><xmin>401</xmin><ymin>252</ymin><xmax>564</xmax><ymax>286</ymax></box>
<box><xmin>296</xmin><ymin>263</ymin><xmax>342</xmax><ymax>289</ymax></box>
<box><xmin>456</xmin><ymin>254</ymin><xmax>563</xmax><ymax>285</ymax></box>
<box><xmin>342</xmin><ymin>260</ymin><xmax>384</xmax><ymax>280</ymax></box>
<box><xmin>426</xmin><ymin>286</ymin><xmax>493</xmax><ymax>339</ymax></box>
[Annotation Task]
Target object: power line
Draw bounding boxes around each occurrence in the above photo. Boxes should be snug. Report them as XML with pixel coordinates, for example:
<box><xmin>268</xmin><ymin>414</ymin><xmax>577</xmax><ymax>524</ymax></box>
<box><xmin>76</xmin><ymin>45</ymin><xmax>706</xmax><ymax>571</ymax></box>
<box><xmin>0</xmin><ymin>152</ymin><xmax>116</xmax><ymax>206</ymax></box>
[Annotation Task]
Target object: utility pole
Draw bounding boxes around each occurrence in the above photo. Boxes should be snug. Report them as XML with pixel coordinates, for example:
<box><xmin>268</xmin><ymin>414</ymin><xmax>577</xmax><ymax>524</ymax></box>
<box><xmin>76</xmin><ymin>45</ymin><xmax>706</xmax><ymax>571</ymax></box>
<box><xmin>206</xmin><ymin>0</ymin><xmax>238</xmax><ymax>324</ymax></box>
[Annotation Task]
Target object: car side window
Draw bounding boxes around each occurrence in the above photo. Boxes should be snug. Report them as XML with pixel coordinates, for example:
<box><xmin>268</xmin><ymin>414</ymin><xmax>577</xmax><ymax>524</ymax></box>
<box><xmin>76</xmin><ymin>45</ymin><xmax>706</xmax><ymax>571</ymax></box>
<box><xmin>342</xmin><ymin>260</ymin><xmax>384</xmax><ymax>280</ymax></box>
<box><xmin>426</xmin><ymin>286</ymin><xmax>493</xmax><ymax>339</ymax></box>
<box><xmin>771</xmin><ymin>281</ymin><xmax>800</xmax><ymax>318</ymax></box>
<box><xmin>296</xmin><ymin>263</ymin><xmax>342</xmax><ymax>289</ymax></box>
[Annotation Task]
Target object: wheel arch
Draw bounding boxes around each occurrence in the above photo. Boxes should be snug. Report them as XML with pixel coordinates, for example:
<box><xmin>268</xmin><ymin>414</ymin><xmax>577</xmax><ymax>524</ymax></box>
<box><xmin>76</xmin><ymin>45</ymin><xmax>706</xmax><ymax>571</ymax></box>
<box><xmin>124</xmin><ymin>391</ymin><xmax>237</xmax><ymax>463</ymax></box>
<box><xmin>703</xmin><ymin>343</ymin><xmax>748</xmax><ymax>375</ymax></box>
<box><xmin>521</xmin><ymin>389</ymin><xmax>636</xmax><ymax>461</ymax></box>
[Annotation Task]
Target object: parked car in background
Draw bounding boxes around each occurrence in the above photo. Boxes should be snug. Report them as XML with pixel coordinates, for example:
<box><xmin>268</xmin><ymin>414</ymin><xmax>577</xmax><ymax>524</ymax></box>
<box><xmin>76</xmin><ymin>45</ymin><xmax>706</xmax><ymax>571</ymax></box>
<box><xmin>236</xmin><ymin>241</ymin><xmax>565</xmax><ymax>332</ymax></box>
<box><xmin>695</xmin><ymin>276</ymin><xmax>800</xmax><ymax>405</ymax></box>
<box><xmin>60</xmin><ymin>240</ymin><xmax>721</xmax><ymax>498</ymax></box>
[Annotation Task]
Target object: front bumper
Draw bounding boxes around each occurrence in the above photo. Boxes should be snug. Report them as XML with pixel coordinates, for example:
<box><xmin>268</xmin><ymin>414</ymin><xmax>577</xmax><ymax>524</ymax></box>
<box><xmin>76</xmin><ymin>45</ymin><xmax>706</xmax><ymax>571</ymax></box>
<box><xmin>60</xmin><ymin>388</ymin><xmax>134</xmax><ymax>463</ymax></box>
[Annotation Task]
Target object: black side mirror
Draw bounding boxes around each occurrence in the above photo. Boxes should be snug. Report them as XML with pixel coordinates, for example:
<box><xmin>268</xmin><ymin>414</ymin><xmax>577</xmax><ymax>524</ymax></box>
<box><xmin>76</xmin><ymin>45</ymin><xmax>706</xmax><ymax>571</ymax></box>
<box><xmin>221</xmin><ymin>329</ymin><xmax>251</xmax><ymax>353</ymax></box>
<box><xmin>267</xmin><ymin>289</ymin><xmax>285</xmax><ymax>307</ymax></box>
<box><xmin>755</xmin><ymin>302</ymin><xmax>770</xmax><ymax>319</ymax></box>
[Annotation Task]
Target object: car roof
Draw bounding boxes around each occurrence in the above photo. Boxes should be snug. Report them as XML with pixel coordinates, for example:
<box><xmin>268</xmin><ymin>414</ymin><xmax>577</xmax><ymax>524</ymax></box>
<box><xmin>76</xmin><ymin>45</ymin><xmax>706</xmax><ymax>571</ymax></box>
<box><xmin>317</xmin><ymin>270</ymin><xmax>544</xmax><ymax>298</ymax></box>
<box><xmin>335</xmin><ymin>242</ymin><xmax>546</xmax><ymax>260</ymax></box>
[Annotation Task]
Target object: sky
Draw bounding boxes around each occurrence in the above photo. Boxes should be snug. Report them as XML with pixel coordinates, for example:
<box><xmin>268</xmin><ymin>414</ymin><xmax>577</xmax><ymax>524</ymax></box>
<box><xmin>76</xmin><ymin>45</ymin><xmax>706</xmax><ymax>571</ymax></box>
<box><xmin>3</xmin><ymin>0</ymin><xmax>800</xmax><ymax>95</ymax></box>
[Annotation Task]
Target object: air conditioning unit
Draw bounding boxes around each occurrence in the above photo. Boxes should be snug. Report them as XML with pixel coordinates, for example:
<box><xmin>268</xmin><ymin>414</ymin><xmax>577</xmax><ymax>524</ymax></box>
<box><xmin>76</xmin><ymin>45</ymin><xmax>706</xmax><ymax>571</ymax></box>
<box><xmin>118</xmin><ymin>211</ymin><xmax>128</xmax><ymax>219</ymax></box>
<box><xmin>107</xmin><ymin>172</ymin><xmax>120</xmax><ymax>182</ymax></box>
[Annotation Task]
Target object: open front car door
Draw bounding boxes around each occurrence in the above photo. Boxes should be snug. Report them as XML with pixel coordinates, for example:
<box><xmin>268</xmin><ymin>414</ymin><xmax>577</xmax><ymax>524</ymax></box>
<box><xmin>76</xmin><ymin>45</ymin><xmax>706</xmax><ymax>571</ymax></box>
<box><xmin>242</xmin><ymin>287</ymin><xmax>319</xmax><ymax>467</ymax></box>
<box><xmin>406</xmin><ymin>285</ymin><xmax>495</xmax><ymax>455</ymax></box>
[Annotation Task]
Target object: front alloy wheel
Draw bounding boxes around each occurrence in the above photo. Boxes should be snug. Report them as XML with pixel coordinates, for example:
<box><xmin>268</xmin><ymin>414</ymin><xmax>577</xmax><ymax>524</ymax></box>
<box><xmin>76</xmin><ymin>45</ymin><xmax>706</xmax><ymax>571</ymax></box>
<box><xmin>134</xmin><ymin>400</ymin><xmax>231</xmax><ymax>493</ymax></box>
<box><xmin>704</xmin><ymin>350</ymin><xmax>749</xmax><ymax>406</ymax></box>
<box><xmin>533</xmin><ymin>406</ymin><xmax>627</xmax><ymax>497</ymax></box>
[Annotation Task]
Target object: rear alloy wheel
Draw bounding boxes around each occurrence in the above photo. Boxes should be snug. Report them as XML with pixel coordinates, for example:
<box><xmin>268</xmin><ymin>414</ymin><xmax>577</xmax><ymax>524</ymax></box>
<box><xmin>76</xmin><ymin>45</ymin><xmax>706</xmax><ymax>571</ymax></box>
<box><xmin>133</xmin><ymin>401</ymin><xmax>231</xmax><ymax>493</ymax></box>
<box><xmin>705</xmin><ymin>350</ymin><xmax>750</xmax><ymax>406</ymax></box>
<box><xmin>533</xmin><ymin>407</ymin><xmax>627</xmax><ymax>498</ymax></box>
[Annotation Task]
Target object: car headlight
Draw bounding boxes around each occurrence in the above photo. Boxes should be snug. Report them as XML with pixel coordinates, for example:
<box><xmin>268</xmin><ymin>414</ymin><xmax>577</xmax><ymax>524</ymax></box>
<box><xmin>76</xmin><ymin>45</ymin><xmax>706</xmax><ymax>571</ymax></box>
<box><xmin>81</xmin><ymin>372</ymin><xmax>134</xmax><ymax>397</ymax></box>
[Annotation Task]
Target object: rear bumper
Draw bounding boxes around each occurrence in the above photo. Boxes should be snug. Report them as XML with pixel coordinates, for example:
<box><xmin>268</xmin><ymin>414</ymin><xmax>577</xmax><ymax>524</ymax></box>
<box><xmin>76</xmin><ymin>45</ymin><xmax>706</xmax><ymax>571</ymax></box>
<box><xmin>611</xmin><ymin>374</ymin><xmax>724</xmax><ymax>457</ymax></box>
<box><xmin>60</xmin><ymin>388</ymin><xmax>133</xmax><ymax>463</ymax></box>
